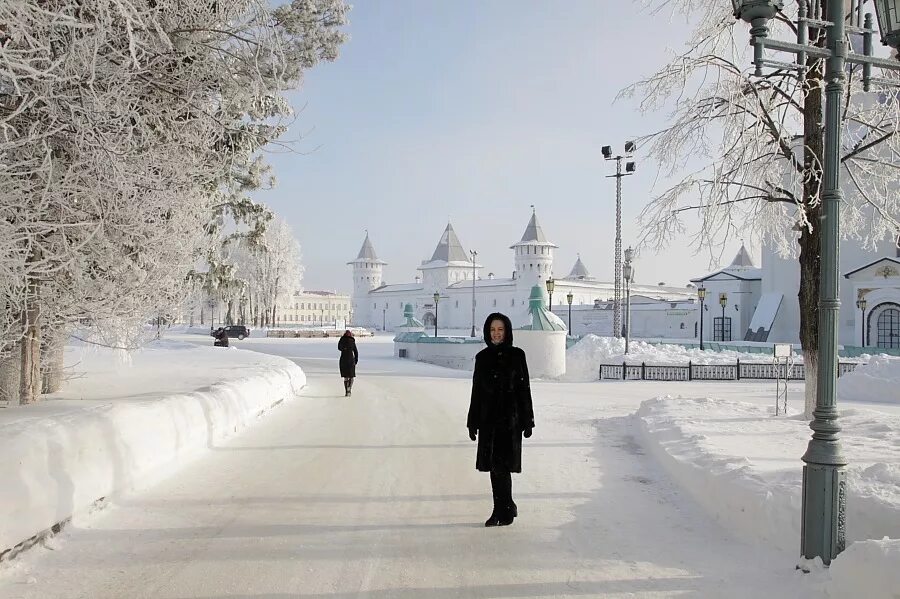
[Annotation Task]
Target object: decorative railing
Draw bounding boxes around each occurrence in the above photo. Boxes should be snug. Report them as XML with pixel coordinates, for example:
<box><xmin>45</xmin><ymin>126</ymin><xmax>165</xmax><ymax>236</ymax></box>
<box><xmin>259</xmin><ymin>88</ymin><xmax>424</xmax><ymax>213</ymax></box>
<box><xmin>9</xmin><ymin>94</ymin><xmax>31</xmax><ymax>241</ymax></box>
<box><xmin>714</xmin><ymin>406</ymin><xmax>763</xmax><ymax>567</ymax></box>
<box><xmin>599</xmin><ymin>360</ymin><xmax>860</xmax><ymax>381</ymax></box>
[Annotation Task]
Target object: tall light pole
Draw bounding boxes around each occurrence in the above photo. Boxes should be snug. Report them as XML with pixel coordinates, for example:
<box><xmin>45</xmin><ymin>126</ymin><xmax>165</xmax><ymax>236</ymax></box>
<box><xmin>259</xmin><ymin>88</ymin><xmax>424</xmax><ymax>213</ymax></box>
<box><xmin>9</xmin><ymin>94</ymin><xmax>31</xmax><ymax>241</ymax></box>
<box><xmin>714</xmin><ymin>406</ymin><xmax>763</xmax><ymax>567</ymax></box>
<box><xmin>470</xmin><ymin>249</ymin><xmax>478</xmax><ymax>337</ymax></box>
<box><xmin>603</xmin><ymin>141</ymin><xmax>636</xmax><ymax>339</ymax></box>
<box><xmin>545</xmin><ymin>277</ymin><xmax>555</xmax><ymax>311</ymax></box>
<box><xmin>857</xmin><ymin>296</ymin><xmax>867</xmax><ymax>346</ymax></box>
<box><xmin>382</xmin><ymin>305</ymin><xmax>386</xmax><ymax>331</ymax></box>
<box><xmin>718</xmin><ymin>292</ymin><xmax>728</xmax><ymax>342</ymax></box>
<box><xmin>566</xmin><ymin>291</ymin><xmax>574</xmax><ymax>334</ymax></box>
<box><xmin>732</xmin><ymin>0</ymin><xmax>900</xmax><ymax>565</ymax></box>
<box><xmin>433</xmin><ymin>292</ymin><xmax>440</xmax><ymax>337</ymax></box>
<box><xmin>623</xmin><ymin>247</ymin><xmax>634</xmax><ymax>354</ymax></box>
<box><xmin>697</xmin><ymin>286</ymin><xmax>707</xmax><ymax>351</ymax></box>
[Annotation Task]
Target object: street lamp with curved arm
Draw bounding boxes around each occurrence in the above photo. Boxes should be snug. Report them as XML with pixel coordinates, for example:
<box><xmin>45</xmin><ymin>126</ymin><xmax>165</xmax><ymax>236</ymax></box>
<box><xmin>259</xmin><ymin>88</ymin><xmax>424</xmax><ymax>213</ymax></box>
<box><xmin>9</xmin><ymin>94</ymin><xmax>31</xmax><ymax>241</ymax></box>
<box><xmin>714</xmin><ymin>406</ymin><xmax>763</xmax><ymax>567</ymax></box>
<box><xmin>433</xmin><ymin>292</ymin><xmax>440</xmax><ymax>337</ymax></box>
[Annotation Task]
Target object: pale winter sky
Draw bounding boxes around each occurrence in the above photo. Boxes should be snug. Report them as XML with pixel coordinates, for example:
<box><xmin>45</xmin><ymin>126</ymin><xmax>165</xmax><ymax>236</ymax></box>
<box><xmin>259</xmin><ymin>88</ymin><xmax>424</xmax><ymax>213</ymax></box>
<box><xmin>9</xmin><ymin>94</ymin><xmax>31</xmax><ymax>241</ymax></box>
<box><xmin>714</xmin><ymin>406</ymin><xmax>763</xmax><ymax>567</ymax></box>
<box><xmin>257</xmin><ymin>1</ymin><xmax>751</xmax><ymax>294</ymax></box>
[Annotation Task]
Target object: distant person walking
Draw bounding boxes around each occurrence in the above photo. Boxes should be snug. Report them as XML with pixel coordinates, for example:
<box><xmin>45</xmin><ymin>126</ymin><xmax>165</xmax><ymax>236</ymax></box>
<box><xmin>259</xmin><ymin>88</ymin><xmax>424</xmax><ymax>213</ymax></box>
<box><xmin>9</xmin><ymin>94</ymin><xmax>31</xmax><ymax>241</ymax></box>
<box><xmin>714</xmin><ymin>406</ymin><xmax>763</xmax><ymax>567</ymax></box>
<box><xmin>338</xmin><ymin>329</ymin><xmax>358</xmax><ymax>396</ymax></box>
<box><xmin>467</xmin><ymin>312</ymin><xmax>534</xmax><ymax>527</ymax></box>
<box><xmin>213</xmin><ymin>327</ymin><xmax>229</xmax><ymax>348</ymax></box>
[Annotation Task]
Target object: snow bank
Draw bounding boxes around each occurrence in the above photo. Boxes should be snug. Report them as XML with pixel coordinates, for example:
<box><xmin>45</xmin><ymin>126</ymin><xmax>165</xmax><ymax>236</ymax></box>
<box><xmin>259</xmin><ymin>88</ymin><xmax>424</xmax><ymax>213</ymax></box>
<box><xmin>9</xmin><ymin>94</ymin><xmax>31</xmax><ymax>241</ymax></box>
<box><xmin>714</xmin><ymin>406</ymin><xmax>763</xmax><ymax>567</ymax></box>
<box><xmin>838</xmin><ymin>355</ymin><xmax>900</xmax><ymax>404</ymax></box>
<box><xmin>827</xmin><ymin>538</ymin><xmax>900</xmax><ymax>598</ymax></box>
<box><xmin>635</xmin><ymin>397</ymin><xmax>900</xmax><ymax>590</ymax></box>
<box><xmin>0</xmin><ymin>340</ymin><xmax>305</xmax><ymax>558</ymax></box>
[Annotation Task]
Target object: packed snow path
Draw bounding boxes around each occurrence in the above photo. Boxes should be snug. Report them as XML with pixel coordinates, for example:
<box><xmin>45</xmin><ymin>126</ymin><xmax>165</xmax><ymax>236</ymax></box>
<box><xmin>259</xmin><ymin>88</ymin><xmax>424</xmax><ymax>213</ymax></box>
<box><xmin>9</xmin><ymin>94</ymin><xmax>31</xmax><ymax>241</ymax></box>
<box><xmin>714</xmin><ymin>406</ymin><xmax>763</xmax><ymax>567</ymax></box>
<box><xmin>0</xmin><ymin>336</ymin><xmax>816</xmax><ymax>598</ymax></box>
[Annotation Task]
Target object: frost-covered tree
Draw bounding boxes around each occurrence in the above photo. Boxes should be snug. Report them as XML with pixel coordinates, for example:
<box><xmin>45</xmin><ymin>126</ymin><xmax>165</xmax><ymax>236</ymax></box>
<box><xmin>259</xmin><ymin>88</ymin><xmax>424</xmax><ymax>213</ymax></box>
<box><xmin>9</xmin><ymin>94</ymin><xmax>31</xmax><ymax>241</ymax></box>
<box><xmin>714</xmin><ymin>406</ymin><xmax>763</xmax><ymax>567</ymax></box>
<box><xmin>0</xmin><ymin>0</ymin><xmax>348</xmax><ymax>403</ymax></box>
<box><xmin>238</xmin><ymin>216</ymin><xmax>304</xmax><ymax>328</ymax></box>
<box><xmin>620</xmin><ymin>0</ymin><xmax>900</xmax><ymax>417</ymax></box>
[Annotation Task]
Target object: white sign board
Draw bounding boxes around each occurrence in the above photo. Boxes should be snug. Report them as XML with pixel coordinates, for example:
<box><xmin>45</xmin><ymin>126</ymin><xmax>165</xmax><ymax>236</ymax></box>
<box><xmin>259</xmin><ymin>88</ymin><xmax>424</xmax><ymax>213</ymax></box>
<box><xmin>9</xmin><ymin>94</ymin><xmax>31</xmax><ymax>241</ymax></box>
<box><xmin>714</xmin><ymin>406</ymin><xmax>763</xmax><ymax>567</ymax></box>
<box><xmin>773</xmin><ymin>343</ymin><xmax>792</xmax><ymax>358</ymax></box>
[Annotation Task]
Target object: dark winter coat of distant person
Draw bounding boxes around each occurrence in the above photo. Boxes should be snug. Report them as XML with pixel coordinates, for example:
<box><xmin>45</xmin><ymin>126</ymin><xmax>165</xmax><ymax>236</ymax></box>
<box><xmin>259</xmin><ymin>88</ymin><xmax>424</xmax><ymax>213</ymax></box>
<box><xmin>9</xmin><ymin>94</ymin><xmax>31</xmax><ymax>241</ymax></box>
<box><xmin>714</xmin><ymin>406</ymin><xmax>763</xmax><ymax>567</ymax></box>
<box><xmin>338</xmin><ymin>330</ymin><xmax>358</xmax><ymax>396</ymax></box>
<box><xmin>467</xmin><ymin>312</ymin><xmax>534</xmax><ymax>526</ymax></box>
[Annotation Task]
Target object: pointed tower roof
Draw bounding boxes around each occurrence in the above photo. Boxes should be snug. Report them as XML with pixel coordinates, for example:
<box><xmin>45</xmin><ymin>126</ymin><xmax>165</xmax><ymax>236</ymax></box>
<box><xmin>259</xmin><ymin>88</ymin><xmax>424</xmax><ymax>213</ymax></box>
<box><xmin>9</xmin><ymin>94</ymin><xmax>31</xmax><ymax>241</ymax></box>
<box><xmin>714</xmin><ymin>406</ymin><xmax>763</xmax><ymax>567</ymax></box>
<box><xmin>567</xmin><ymin>254</ymin><xmax>593</xmax><ymax>280</ymax></box>
<box><xmin>510</xmin><ymin>208</ymin><xmax>558</xmax><ymax>248</ymax></box>
<box><xmin>728</xmin><ymin>243</ymin><xmax>755</xmax><ymax>269</ymax></box>
<box><xmin>347</xmin><ymin>232</ymin><xmax>387</xmax><ymax>265</ymax></box>
<box><xmin>428</xmin><ymin>222</ymin><xmax>470</xmax><ymax>263</ymax></box>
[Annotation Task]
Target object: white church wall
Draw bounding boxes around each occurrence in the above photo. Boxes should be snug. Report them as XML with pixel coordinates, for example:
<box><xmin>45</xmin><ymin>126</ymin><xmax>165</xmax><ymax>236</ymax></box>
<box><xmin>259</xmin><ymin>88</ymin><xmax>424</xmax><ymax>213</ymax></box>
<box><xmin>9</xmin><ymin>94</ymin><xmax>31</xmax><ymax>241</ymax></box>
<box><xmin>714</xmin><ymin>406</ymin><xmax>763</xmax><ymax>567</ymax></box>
<box><xmin>763</xmin><ymin>237</ymin><xmax>899</xmax><ymax>346</ymax></box>
<box><xmin>697</xmin><ymin>277</ymin><xmax>758</xmax><ymax>342</ymax></box>
<box><xmin>396</xmin><ymin>338</ymin><xmax>483</xmax><ymax>370</ymax></box>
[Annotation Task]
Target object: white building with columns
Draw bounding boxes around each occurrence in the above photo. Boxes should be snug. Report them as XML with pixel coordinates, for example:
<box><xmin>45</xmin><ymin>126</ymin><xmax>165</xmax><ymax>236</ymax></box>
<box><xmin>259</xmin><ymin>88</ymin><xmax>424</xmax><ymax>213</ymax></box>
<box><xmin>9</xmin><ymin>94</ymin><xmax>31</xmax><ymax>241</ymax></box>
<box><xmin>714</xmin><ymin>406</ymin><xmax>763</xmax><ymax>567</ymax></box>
<box><xmin>348</xmin><ymin>211</ymin><xmax>695</xmax><ymax>336</ymax></box>
<box><xmin>692</xmin><ymin>239</ymin><xmax>900</xmax><ymax>350</ymax></box>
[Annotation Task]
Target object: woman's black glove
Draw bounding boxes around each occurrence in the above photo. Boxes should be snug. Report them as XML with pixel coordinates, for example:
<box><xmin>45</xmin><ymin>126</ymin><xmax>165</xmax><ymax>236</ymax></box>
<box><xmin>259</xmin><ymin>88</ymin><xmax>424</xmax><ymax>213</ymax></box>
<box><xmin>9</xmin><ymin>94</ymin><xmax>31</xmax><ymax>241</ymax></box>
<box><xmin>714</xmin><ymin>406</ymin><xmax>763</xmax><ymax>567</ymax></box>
<box><xmin>468</xmin><ymin>427</ymin><xmax>477</xmax><ymax>441</ymax></box>
<box><xmin>523</xmin><ymin>427</ymin><xmax>533</xmax><ymax>438</ymax></box>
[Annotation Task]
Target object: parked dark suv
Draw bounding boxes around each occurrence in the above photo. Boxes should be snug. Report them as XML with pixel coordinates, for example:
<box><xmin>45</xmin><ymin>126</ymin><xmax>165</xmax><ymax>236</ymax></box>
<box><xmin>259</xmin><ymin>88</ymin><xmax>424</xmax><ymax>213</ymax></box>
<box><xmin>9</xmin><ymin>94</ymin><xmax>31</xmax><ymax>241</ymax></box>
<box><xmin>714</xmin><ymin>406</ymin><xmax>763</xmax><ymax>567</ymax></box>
<box><xmin>213</xmin><ymin>325</ymin><xmax>250</xmax><ymax>340</ymax></box>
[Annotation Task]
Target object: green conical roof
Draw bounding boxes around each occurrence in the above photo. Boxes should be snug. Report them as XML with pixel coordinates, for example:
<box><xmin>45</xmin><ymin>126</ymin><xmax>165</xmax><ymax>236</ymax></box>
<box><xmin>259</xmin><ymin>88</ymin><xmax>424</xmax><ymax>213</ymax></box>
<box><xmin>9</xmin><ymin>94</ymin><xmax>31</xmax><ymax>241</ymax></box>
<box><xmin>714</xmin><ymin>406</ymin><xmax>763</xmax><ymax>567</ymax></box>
<box><xmin>401</xmin><ymin>303</ymin><xmax>423</xmax><ymax>327</ymax></box>
<box><xmin>519</xmin><ymin>285</ymin><xmax>567</xmax><ymax>331</ymax></box>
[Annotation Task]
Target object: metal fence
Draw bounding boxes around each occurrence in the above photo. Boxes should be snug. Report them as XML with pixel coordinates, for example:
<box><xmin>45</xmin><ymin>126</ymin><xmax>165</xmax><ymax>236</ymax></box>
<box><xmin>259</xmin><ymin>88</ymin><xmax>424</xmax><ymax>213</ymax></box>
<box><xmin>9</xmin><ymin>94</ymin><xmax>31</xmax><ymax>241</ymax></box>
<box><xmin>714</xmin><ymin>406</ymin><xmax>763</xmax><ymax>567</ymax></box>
<box><xmin>599</xmin><ymin>360</ymin><xmax>859</xmax><ymax>381</ymax></box>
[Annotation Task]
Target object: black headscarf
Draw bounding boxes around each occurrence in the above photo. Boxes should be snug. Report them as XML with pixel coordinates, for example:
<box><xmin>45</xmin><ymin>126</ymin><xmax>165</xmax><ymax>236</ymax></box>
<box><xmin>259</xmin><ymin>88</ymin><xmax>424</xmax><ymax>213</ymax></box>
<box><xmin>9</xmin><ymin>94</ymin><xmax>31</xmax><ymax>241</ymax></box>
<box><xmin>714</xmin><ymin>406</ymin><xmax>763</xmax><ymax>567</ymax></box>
<box><xmin>482</xmin><ymin>312</ymin><xmax>514</xmax><ymax>347</ymax></box>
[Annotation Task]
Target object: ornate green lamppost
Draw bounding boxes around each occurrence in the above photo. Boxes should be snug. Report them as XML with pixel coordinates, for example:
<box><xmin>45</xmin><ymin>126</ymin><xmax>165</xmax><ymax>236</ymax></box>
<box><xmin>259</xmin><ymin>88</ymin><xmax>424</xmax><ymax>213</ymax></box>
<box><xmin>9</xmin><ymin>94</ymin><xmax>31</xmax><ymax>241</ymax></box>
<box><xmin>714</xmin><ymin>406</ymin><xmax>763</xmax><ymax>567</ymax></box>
<box><xmin>623</xmin><ymin>247</ymin><xmax>634</xmax><ymax>353</ymax></box>
<box><xmin>856</xmin><ymin>296</ymin><xmax>867</xmax><ymax>346</ymax></box>
<box><xmin>545</xmin><ymin>277</ymin><xmax>555</xmax><ymax>311</ymax></box>
<box><xmin>732</xmin><ymin>0</ymin><xmax>900</xmax><ymax>566</ymax></box>
<box><xmin>697</xmin><ymin>286</ymin><xmax>707</xmax><ymax>350</ymax></box>
<box><xmin>433</xmin><ymin>292</ymin><xmax>440</xmax><ymax>337</ymax></box>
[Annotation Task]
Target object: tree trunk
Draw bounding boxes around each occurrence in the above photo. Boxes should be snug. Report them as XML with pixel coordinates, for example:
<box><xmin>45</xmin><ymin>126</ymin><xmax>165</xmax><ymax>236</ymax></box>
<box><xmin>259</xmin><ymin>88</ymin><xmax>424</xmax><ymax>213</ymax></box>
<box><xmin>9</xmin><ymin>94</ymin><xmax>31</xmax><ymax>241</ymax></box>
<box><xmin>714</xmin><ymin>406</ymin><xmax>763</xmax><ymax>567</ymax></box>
<box><xmin>799</xmin><ymin>24</ymin><xmax>826</xmax><ymax>419</ymax></box>
<box><xmin>20</xmin><ymin>278</ymin><xmax>41</xmax><ymax>404</ymax></box>
<box><xmin>41</xmin><ymin>325</ymin><xmax>68</xmax><ymax>394</ymax></box>
<box><xmin>0</xmin><ymin>344</ymin><xmax>21</xmax><ymax>406</ymax></box>
<box><xmin>226</xmin><ymin>299</ymin><xmax>234</xmax><ymax>325</ymax></box>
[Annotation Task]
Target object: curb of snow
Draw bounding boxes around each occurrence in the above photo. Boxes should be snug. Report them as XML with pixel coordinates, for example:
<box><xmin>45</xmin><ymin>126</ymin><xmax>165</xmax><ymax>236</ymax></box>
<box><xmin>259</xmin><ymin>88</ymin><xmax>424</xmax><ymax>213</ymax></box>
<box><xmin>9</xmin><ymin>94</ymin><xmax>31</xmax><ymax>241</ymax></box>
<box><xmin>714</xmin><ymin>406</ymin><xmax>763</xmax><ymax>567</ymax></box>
<box><xmin>0</xmin><ymin>353</ymin><xmax>305</xmax><ymax>560</ymax></box>
<box><xmin>634</xmin><ymin>397</ymin><xmax>802</xmax><ymax>554</ymax></box>
<box><xmin>634</xmin><ymin>396</ymin><xmax>900</xmax><ymax>596</ymax></box>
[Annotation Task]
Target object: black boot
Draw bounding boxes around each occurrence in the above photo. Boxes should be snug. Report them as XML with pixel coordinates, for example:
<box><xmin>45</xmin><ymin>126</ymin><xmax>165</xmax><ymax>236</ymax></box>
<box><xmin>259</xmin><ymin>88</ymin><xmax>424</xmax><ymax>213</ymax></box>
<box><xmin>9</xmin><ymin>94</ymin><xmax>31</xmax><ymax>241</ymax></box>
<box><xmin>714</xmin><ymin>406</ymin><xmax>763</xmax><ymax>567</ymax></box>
<box><xmin>497</xmin><ymin>470</ymin><xmax>514</xmax><ymax>525</ymax></box>
<box><xmin>347</xmin><ymin>377</ymin><xmax>353</xmax><ymax>396</ymax></box>
<box><xmin>487</xmin><ymin>471</ymin><xmax>515</xmax><ymax>526</ymax></box>
<box><xmin>343</xmin><ymin>379</ymin><xmax>350</xmax><ymax>396</ymax></box>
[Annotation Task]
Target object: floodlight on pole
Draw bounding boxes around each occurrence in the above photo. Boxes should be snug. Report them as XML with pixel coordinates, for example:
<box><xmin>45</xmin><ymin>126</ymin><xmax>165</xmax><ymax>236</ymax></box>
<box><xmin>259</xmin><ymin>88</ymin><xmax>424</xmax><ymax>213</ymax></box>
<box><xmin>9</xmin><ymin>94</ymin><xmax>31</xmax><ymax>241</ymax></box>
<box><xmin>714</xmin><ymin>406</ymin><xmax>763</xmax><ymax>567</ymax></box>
<box><xmin>604</xmin><ymin>141</ymin><xmax>637</xmax><ymax>340</ymax></box>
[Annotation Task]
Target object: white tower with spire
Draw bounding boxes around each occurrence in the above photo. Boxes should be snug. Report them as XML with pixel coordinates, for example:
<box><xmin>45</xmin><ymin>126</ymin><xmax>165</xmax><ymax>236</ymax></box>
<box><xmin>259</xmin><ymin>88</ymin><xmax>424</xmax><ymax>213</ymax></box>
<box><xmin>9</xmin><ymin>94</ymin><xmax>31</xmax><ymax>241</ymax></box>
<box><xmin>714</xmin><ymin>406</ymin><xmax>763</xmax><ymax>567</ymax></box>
<box><xmin>418</xmin><ymin>223</ymin><xmax>479</xmax><ymax>292</ymax></box>
<box><xmin>347</xmin><ymin>232</ymin><xmax>387</xmax><ymax>326</ymax></box>
<box><xmin>511</xmin><ymin>209</ymin><xmax>558</xmax><ymax>304</ymax></box>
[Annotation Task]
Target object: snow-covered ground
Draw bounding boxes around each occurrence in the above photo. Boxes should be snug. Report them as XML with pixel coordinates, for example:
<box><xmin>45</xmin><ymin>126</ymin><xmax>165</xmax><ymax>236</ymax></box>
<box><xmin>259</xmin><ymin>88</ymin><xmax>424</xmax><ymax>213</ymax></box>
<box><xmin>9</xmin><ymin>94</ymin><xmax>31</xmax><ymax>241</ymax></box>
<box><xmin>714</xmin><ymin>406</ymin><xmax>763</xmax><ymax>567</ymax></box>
<box><xmin>0</xmin><ymin>333</ymin><xmax>896</xmax><ymax>597</ymax></box>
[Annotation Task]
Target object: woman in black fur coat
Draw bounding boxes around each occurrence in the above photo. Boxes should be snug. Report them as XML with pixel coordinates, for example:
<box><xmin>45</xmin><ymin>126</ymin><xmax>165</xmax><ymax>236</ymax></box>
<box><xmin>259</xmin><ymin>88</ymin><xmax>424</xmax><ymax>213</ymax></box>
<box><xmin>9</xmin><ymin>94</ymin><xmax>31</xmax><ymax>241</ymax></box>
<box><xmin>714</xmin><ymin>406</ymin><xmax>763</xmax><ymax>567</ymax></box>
<box><xmin>467</xmin><ymin>312</ymin><xmax>535</xmax><ymax>527</ymax></box>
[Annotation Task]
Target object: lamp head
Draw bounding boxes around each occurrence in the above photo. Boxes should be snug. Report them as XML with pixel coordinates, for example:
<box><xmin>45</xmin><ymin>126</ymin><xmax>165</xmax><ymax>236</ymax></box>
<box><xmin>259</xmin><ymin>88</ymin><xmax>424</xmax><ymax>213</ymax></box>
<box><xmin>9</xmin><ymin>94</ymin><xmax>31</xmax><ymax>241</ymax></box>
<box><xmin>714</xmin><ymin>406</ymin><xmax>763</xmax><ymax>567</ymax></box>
<box><xmin>719</xmin><ymin>292</ymin><xmax>728</xmax><ymax>307</ymax></box>
<box><xmin>697</xmin><ymin>286</ymin><xmax>707</xmax><ymax>301</ymax></box>
<box><xmin>545</xmin><ymin>277</ymin><xmax>555</xmax><ymax>293</ymax></box>
<box><xmin>625</xmin><ymin>161</ymin><xmax>636</xmax><ymax>173</ymax></box>
<box><xmin>624</xmin><ymin>140</ymin><xmax>636</xmax><ymax>154</ymax></box>
<box><xmin>857</xmin><ymin>297</ymin><xmax>868</xmax><ymax>311</ymax></box>
<box><xmin>433</xmin><ymin>292</ymin><xmax>440</xmax><ymax>304</ymax></box>
<box><xmin>875</xmin><ymin>0</ymin><xmax>900</xmax><ymax>50</ymax></box>
<box><xmin>566</xmin><ymin>291</ymin><xmax>573</xmax><ymax>305</ymax></box>
<box><xmin>731</xmin><ymin>0</ymin><xmax>782</xmax><ymax>23</ymax></box>
<box><xmin>602</xmin><ymin>145</ymin><xmax>612</xmax><ymax>159</ymax></box>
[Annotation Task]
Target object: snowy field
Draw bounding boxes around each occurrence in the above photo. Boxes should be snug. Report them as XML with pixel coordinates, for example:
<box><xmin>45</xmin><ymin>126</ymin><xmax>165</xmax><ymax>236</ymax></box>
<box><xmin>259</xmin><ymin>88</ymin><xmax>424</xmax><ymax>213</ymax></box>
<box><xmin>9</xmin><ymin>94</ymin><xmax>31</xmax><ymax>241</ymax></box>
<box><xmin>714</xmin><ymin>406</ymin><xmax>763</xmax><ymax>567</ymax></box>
<box><xmin>0</xmin><ymin>332</ymin><xmax>897</xmax><ymax>598</ymax></box>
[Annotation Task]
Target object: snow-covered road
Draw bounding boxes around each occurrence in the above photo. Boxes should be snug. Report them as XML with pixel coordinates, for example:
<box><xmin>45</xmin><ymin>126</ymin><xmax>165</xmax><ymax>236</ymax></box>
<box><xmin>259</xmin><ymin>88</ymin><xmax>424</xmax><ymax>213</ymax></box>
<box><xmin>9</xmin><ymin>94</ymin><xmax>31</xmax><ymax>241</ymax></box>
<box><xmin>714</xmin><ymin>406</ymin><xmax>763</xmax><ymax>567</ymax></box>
<box><xmin>0</xmin><ymin>336</ymin><xmax>819</xmax><ymax>598</ymax></box>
